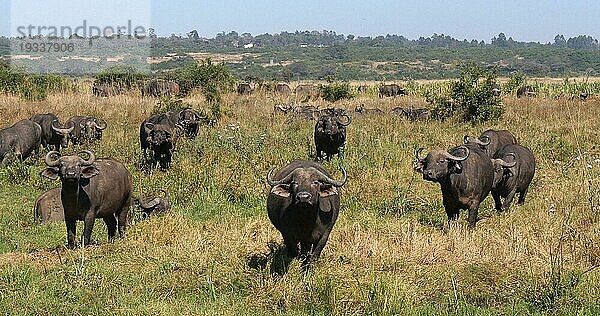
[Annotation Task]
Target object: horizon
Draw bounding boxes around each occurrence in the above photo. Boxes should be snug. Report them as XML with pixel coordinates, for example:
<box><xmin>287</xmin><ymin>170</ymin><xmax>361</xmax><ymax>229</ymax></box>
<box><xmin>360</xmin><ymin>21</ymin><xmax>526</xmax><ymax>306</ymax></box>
<box><xmin>1</xmin><ymin>1</ymin><xmax>599</xmax><ymax>43</ymax></box>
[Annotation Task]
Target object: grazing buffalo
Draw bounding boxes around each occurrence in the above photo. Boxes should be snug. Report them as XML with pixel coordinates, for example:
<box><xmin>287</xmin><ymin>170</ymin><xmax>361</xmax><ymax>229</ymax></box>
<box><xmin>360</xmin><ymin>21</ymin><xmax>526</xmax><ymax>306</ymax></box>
<box><xmin>355</xmin><ymin>104</ymin><xmax>383</xmax><ymax>115</ymax></box>
<box><xmin>392</xmin><ymin>107</ymin><xmax>430</xmax><ymax>121</ymax></box>
<box><xmin>275</xmin><ymin>83</ymin><xmax>291</xmax><ymax>94</ymax></box>
<box><xmin>175</xmin><ymin>108</ymin><xmax>206</xmax><ymax>139</ymax></box>
<box><xmin>41</xmin><ymin>151</ymin><xmax>132</xmax><ymax>248</ymax></box>
<box><xmin>379</xmin><ymin>84</ymin><xmax>407</xmax><ymax>97</ymax></box>
<box><xmin>0</xmin><ymin>119</ymin><xmax>42</xmax><ymax>165</ymax></box>
<box><xmin>31</xmin><ymin>113</ymin><xmax>73</xmax><ymax>152</ymax></box>
<box><xmin>237</xmin><ymin>83</ymin><xmax>253</xmax><ymax>95</ymax></box>
<box><xmin>491</xmin><ymin>144</ymin><xmax>536</xmax><ymax>212</ymax></box>
<box><xmin>415</xmin><ymin>145</ymin><xmax>494</xmax><ymax>228</ymax></box>
<box><xmin>140</xmin><ymin>121</ymin><xmax>176</xmax><ymax>170</ymax></box>
<box><xmin>141</xmin><ymin>79</ymin><xmax>180</xmax><ymax>97</ymax></box>
<box><xmin>314</xmin><ymin>114</ymin><xmax>351</xmax><ymax>161</ymax></box>
<box><xmin>133</xmin><ymin>189</ymin><xmax>170</xmax><ymax>218</ymax></box>
<box><xmin>266</xmin><ymin>160</ymin><xmax>347</xmax><ymax>264</ymax></box>
<box><xmin>34</xmin><ymin>188</ymin><xmax>64</xmax><ymax>223</ymax></box>
<box><xmin>66</xmin><ymin>116</ymin><xmax>107</xmax><ymax>145</ymax></box>
<box><xmin>293</xmin><ymin>105</ymin><xmax>321</xmax><ymax>120</ymax></box>
<box><xmin>92</xmin><ymin>82</ymin><xmax>123</xmax><ymax>97</ymax></box>
<box><xmin>463</xmin><ymin>129</ymin><xmax>517</xmax><ymax>158</ymax></box>
<box><xmin>516</xmin><ymin>85</ymin><xmax>535</xmax><ymax>98</ymax></box>
<box><xmin>295</xmin><ymin>84</ymin><xmax>320</xmax><ymax>98</ymax></box>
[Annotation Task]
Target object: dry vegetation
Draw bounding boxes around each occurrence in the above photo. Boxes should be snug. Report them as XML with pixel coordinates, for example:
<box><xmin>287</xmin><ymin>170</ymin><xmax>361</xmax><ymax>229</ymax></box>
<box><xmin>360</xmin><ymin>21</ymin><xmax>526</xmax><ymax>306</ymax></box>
<box><xmin>0</xmin><ymin>86</ymin><xmax>599</xmax><ymax>315</ymax></box>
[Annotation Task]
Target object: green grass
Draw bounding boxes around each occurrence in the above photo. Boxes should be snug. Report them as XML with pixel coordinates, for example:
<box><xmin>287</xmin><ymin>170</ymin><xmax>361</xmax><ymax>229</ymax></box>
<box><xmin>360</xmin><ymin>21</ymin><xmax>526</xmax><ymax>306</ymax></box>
<box><xmin>0</xmin><ymin>87</ymin><xmax>599</xmax><ymax>315</ymax></box>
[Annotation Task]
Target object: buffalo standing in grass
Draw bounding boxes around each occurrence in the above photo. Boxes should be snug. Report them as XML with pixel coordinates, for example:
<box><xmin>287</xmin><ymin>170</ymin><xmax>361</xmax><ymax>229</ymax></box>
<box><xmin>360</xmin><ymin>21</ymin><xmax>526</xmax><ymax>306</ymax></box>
<box><xmin>66</xmin><ymin>116</ymin><xmax>107</xmax><ymax>145</ymax></box>
<box><xmin>141</xmin><ymin>79</ymin><xmax>180</xmax><ymax>97</ymax></box>
<box><xmin>516</xmin><ymin>85</ymin><xmax>535</xmax><ymax>98</ymax></box>
<box><xmin>92</xmin><ymin>82</ymin><xmax>123</xmax><ymax>97</ymax></box>
<box><xmin>379</xmin><ymin>84</ymin><xmax>407</xmax><ymax>97</ymax></box>
<box><xmin>31</xmin><ymin>113</ymin><xmax>73</xmax><ymax>152</ymax></box>
<box><xmin>415</xmin><ymin>145</ymin><xmax>494</xmax><ymax>228</ymax></box>
<box><xmin>314</xmin><ymin>114</ymin><xmax>351</xmax><ymax>161</ymax></box>
<box><xmin>0</xmin><ymin>119</ymin><xmax>42</xmax><ymax>165</ymax></box>
<box><xmin>140</xmin><ymin>121</ymin><xmax>176</xmax><ymax>170</ymax></box>
<box><xmin>464</xmin><ymin>129</ymin><xmax>517</xmax><ymax>158</ymax></box>
<box><xmin>34</xmin><ymin>187</ymin><xmax>64</xmax><ymax>223</ymax></box>
<box><xmin>355</xmin><ymin>104</ymin><xmax>383</xmax><ymax>115</ymax></box>
<box><xmin>237</xmin><ymin>83</ymin><xmax>253</xmax><ymax>95</ymax></box>
<box><xmin>42</xmin><ymin>151</ymin><xmax>132</xmax><ymax>248</ymax></box>
<box><xmin>275</xmin><ymin>83</ymin><xmax>291</xmax><ymax>94</ymax></box>
<box><xmin>490</xmin><ymin>144</ymin><xmax>536</xmax><ymax>212</ymax></box>
<box><xmin>266</xmin><ymin>160</ymin><xmax>347</xmax><ymax>264</ymax></box>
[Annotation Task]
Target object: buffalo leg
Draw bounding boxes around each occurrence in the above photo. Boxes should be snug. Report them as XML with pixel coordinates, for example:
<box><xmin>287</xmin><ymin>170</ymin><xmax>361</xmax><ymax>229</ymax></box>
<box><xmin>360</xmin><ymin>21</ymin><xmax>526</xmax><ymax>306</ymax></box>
<box><xmin>103</xmin><ymin>216</ymin><xmax>118</xmax><ymax>241</ymax></box>
<box><xmin>492</xmin><ymin>191</ymin><xmax>503</xmax><ymax>212</ymax></box>
<box><xmin>82</xmin><ymin>211</ymin><xmax>96</xmax><ymax>246</ymax></box>
<box><xmin>117</xmin><ymin>199</ymin><xmax>130</xmax><ymax>238</ymax></box>
<box><xmin>517</xmin><ymin>188</ymin><xmax>529</xmax><ymax>205</ymax></box>
<box><xmin>311</xmin><ymin>230</ymin><xmax>332</xmax><ymax>262</ymax></box>
<box><xmin>467</xmin><ymin>203</ymin><xmax>480</xmax><ymax>228</ymax></box>
<box><xmin>283</xmin><ymin>238</ymin><xmax>299</xmax><ymax>258</ymax></box>
<box><xmin>503</xmin><ymin>189</ymin><xmax>518</xmax><ymax>211</ymax></box>
<box><xmin>65</xmin><ymin>218</ymin><xmax>77</xmax><ymax>249</ymax></box>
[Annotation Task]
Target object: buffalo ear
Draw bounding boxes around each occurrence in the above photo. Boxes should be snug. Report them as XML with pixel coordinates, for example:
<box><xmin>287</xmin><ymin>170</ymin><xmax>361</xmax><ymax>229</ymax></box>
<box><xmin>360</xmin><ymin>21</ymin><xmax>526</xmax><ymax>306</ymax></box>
<box><xmin>81</xmin><ymin>166</ymin><xmax>99</xmax><ymax>179</ymax></box>
<box><xmin>270</xmin><ymin>184</ymin><xmax>291</xmax><ymax>198</ymax></box>
<box><xmin>449</xmin><ymin>161</ymin><xmax>462</xmax><ymax>174</ymax></box>
<box><xmin>41</xmin><ymin>168</ymin><xmax>59</xmax><ymax>180</ymax></box>
<box><xmin>318</xmin><ymin>187</ymin><xmax>338</xmax><ymax>213</ymax></box>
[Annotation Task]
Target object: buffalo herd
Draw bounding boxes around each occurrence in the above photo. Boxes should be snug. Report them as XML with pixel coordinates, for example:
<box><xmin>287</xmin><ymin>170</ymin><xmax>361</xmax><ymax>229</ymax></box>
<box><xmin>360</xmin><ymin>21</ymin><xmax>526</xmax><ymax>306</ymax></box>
<box><xmin>0</xmin><ymin>83</ymin><xmax>538</xmax><ymax>268</ymax></box>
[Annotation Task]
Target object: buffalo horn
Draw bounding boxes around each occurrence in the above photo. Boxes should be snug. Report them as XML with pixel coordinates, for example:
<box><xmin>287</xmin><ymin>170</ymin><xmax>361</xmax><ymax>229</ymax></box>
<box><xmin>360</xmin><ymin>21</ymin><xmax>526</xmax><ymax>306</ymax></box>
<box><xmin>79</xmin><ymin>150</ymin><xmax>96</xmax><ymax>166</ymax></box>
<box><xmin>44</xmin><ymin>151</ymin><xmax>61</xmax><ymax>167</ymax></box>
<box><xmin>444</xmin><ymin>146</ymin><xmax>470</xmax><ymax>161</ymax></box>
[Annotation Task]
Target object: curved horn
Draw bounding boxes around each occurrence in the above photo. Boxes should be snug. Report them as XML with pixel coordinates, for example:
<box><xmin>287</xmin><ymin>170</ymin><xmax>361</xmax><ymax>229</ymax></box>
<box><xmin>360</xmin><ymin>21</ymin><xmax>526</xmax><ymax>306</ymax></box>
<box><xmin>144</xmin><ymin>122</ymin><xmax>154</xmax><ymax>134</ymax></box>
<box><xmin>479</xmin><ymin>135</ymin><xmax>491</xmax><ymax>146</ymax></box>
<box><xmin>443</xmin><ymin>146</ymin><xmax>470</xmax><ymax>161</ymax></box>
<box><xmin>44</xmin><ymin>151</ymin><xmax>61</xmax><ymax>167</ymax></box>
<box><xmin>415</xmin><ymin>147</ymin><xmax>426</xmax><ymax>161</ymax></box>
<box><xmin>96</xmin><ymin>119</ymin><xmax>107</xmax><ymax>130</ymax></box>
<box><xmin>51</xmin><ymin>120</ymin><xmax>74</xmax><ymax>134</ymax></box>
<box><xmin>79</xmin><ymin>150</ymin><xmax>96</xmax><ymax>166</ymax></box>
<box><xmin>498</xmin><ymin>153</ymin><xmax>517</xmax><ymax>167</ymax></box>
<box><xmin>312</xmin><ymin>166</ymin><xmax>347</xmax><ymax>187</ymax></box>
<box><xmin>266</xmin><ymin>167</ymin><xmax>297</xmax><ymax>187</ymax></box>
<box><xmin>337</xmin><ymin>114</ymin><xmax>352</xmax><ymax>126</ymax></box>
<box><xmin>464</xmin><ymin>135</ymin><xmax>487</xmax><ymax>146</ymax></box>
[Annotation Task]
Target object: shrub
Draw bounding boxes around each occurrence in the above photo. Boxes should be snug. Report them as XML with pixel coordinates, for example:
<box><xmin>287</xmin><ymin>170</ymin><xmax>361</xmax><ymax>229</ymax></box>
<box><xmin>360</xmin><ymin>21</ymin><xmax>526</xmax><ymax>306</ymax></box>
<box><xmin>320</xmin><ymin>82</ymin><xmax>354</xmax><ymax>102</ymax></box>
<box><xmin>504</xmin><ymin>72</ymin><xmax>527</xmax><ymax>94</ymax></box>
<box><xmin>94</xmin><ymin>66</ymin><xmax>148</xmax><ymax>90</ymax></box>
<box><xmin>0</xmin><ymin>64</ymin><xmax>75</xmax><ymax>100</ymax></box>
<box><xmin>426</xmin><ymin>65</ymin><xmax>503</xmax><ymax>123</ymax></box>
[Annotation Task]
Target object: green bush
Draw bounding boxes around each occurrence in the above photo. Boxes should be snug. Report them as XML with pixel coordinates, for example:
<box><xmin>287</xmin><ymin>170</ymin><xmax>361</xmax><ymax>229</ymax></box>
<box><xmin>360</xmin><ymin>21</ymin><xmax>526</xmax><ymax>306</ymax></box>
<box><xmin>0</xmin><ymin>64</ymin><xmax>74</xmax><ymax>101</ymax></box>
<box><xmin>504</xmin><ymin>72</ymin><xmax>527</xmax><ymax>94</ymax></box>
<box><xmin>320</xmin><ymin>82</ymin><xmax>354</xmax><ymax>102</ymax></box>
<box><xmin>94</xmin><ymin>66</ymin><xmax>148</xmax><ymax>90</ymax></box>
<box><xmin>427</xmin><ymin>65</ymin><xmax>504</xmax><ymax>123</ymax></box>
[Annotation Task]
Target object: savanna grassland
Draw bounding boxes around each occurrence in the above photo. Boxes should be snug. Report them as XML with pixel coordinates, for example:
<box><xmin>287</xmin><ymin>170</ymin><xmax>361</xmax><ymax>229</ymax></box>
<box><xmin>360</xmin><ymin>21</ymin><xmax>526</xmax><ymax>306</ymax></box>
<box><xmin>0</xmin><ymin>85</ymin><xmax>599</xmax><ymax>315</ymax></box>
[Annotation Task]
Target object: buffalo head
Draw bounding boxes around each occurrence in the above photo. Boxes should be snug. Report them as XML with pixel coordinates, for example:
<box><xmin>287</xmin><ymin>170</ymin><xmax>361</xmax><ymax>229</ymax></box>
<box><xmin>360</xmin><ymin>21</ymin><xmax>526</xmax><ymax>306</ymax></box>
<box><xmin>491</xmin><ymin>153</ymin><xmax>517</xmax><ymax>187</ymax></box>
<box><xmin>80</xmin><ymin>118</ymin><xmax>107</xmax><ymax>142</ymax></box>
<box><xmin>144</xmin><ymin>123</ymin><xmax>173</xmax><ymax>148</ymax></box>
<box><xmin>316</xmin><ymin>115</ymin><xmax>351</xmax><ymax>138</ymax></box>
<box><xmin>51</xmin><ymin>120</ymin><xmax>74</xmax><ymax>148</ymax></box>
<box><xmin>267</xmin><ymin>165</ymin><xmax>347</xmax><ymax>210</ymax></box>
<box><xmin>415</xmin><ymin>146</ymin><xmax>470</xmax><ymax>181</ymax></box>
<box><xmin>42</xmin><ymin>151</ymin><xmax>98</xmax><ymax>183</ymax></box>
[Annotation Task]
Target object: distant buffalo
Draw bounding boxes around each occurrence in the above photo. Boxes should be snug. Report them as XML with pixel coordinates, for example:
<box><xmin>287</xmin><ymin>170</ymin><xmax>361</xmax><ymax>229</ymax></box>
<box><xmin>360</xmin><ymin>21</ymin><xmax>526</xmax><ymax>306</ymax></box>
<box><xmin>379</xmin><ymin>84</ymin><xmax>407</xmax><ymax>97</ymax></box>
<box><xmin>275</xmin><ymin>83</ymin><xmax>291</xmax><ymax>93</ymax></box>
<box><xmin>237</xmin><ymin>83</ymin><xmax>253</xmax><ymax>95</ymax></box>
<box><xmin>392</xmin><ymin>107</ymin><xmax>430</xmax><ymax>121</ymax></box>
<box><xmin>355</xmin><ymin>104</ymin><xmax>383</xmax><ymax>115</ymax></box>
<box><xmin>31</xmin><ymin>113</ymin><xmax>73</xmax><ymax>152</ymax></box>
<box><xmin>464</xmin><ymin>129</ymin><xmax>517</xmax><ymax>158</ymax></box>
<box><xmin>314</xmin><ymin>114</ymin><xmax>351</xmax><ymax>161</ymax></box>
<box><xmin>34</xmin><ymin>188</ymin><xmax>64</xmax><ymax>223</ymax></box>
<box><xmin>266</xmin><ymin>160</ymin><xmax>347</xmax><ymax>264</ymax></box>
<box><xmin>66</xmin><ymin>116</ymin><xmax>107</xmax><ymax>145</ymax></box>
<box><xmin>92</xmin><ymin>82</ymin><xmax>124</xmax><ymax>97</ymax></box>
<box><xmin>0</xmin><ymin>119</ymin><xmax>41</xmax><ymax>165</ymax></box>
<box><xmin>141</xmin><ymin>79</ymin><xmax>180</xmax><ymax>97</ymax></box>
<box><xmin>42</xmin><ymin>151</ymin><xmax>132</xmax><ymax>248</ymax></box>
<box><xmin>491</xmin><ymin>144</ymin><xmax>536</xmax><ymax>212</ymax></box>
<box><xmin>140</xmin><ymin>120</ymin><xmax>176</xmax><ymax>170</ymax></box>
<box><xmin>516</xmin><ymin>85</ymin><xmax>535</xmax><ymax>98</ymax></box>
<box><xmin>133</xmin><ymin>189</ymin><xmax>170</xmax><ymax>218</ymax></box>
<box><xmin>415</xmin><ymin>145</ymin><xmax>494</xmax><ymax>228</ymax></box>
<box><xmin>295</xmin><ymin>84</ymin><xmax>320</xmax><ymax>98</ymax></box>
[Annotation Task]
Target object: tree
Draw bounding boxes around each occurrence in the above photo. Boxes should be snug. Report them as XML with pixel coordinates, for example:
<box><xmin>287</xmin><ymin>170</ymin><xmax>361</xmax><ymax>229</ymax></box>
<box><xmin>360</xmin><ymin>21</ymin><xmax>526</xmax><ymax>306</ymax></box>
<box><xmin>187</xmin><ymin>30</ymin><xmax>199</xmax><ymax>41</ymax></box>
<box><xmin>553</xmin><ymin>34</ymin><xmax>566</xmax><ymax>47</ymax></box>
<box><xmin>492</xmin><ymin>33</ymin><xmax>508</xmax><ymax>47</ymax></box>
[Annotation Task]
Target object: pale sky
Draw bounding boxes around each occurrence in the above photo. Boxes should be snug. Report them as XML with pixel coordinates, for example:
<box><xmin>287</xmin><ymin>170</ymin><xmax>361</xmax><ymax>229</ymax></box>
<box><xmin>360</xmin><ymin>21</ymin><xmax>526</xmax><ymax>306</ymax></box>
<box><xmin>1</xmin><ymin>0</ymin><xmax>599</xmax><ymax>42</ymax></box>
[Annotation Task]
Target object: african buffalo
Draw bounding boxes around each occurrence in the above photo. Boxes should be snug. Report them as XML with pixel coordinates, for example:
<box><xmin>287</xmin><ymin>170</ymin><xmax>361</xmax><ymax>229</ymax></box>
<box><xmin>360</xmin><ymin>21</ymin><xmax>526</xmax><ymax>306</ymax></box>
<box><xmin>516</xmin><ymin>85</ymin><xmax>535</xmax><ymax>98</ymax></box>
<box><xmin>34</xmin><ymin>187</ymin><xmax>64</xmax><ymax>223</ymax></box>
<box><xmin>463</xmin><ymin>129</ymin><xmax>517</xmax><ymax>157</ymax></box>
<box><xmin>314</xmin><ymin>114</ymin><xmax>351</xmax><ymax>161</ymax></box>
<box><xmin>415</xmin><ymin>145</ymin><xmax>494</xmax><ymax>228</ymax></box>
<box><xmin>133</xmin><ymin>189</ymin><xmax>170</xmax><ymax>218</ymax></box>
<box><xmin>66</xmin><ymin>116</ymin><xmax>107</xmax><ymax>145</ymax></box>
<box><xmin>237</xmin><ymin>83</ymin><xmax>253</xmax><ymax>95</ymax></box>
<box><xmin>275</xmin><ymin>83</ymin><xmax>291</xmax><ymax>94</ymax></box>
<box><xmin>42</xmin><ymin>151</ymin><xmax>132</xmax><ymax>248</ymax></box>
<box><xmin>295</xmin><ymin>84</ymin><xmax>320</xmax><ymax>99</ymax></box>
<box><xmin>175</xmin><ymin>108</ymin><xmax>206</xmax><ymax>139</ymax></box>
<box><xmin>491</xmin><ymin>144</ymin><xmax>536</xmax><ymax>212</ymax></box>
<box><xmin>140</xmin><ymin>121</ymin><xmax>176</xmax><ymax>170</ymax></box>
<box><xmin>31</xmin><ymin>113</ymin><xmax>73</xmax><ymax>152</ymax></box>
<box><xmin>392</xmin><ymin>107</ymin><xmax>430</xmax><ymax>121</ymax></box>
<box><xmin>355</xmin><ymin>104</ymin><xmax>383</xmax><ymax>115</ymax></box>
<box><xmin>0</xmin><ymin>119</ymin><xmax>42</xmax><ymax>165</ymax></box>
<box><xmin>141</xmin><ymin>79</ymin><xmax>180</xmax><ymax>97</ymax></box>
<box><xmin>266</xmin><ymin>160</ymin><xmax>347</xmax><ymax>264</ymax></box>
<box><xmin>379</xmin><ymin>84</ymin><xmax>407</xmax><ymax>97</ymax></box>
<box><xmin>92</xmin><ymin>82</ymin><xmax>123</xmax><ymax>97</ymax></box>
